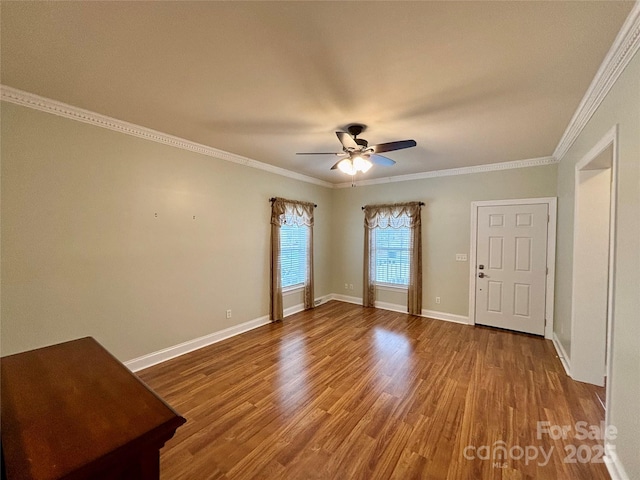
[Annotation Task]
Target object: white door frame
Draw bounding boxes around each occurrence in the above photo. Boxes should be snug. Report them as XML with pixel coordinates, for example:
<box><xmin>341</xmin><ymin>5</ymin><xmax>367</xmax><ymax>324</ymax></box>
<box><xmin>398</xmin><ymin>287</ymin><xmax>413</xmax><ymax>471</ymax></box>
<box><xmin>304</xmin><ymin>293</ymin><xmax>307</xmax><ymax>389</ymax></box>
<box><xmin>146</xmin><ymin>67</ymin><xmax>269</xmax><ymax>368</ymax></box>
<box><xmin>469</xmin><ymin>197</ymin><xmax>557</xmax><ymax>339</ymax></box>
<box><xmin>571</xmin><ymin>124</ymin><xmax>618</xmax><ymax>392</ymax></box>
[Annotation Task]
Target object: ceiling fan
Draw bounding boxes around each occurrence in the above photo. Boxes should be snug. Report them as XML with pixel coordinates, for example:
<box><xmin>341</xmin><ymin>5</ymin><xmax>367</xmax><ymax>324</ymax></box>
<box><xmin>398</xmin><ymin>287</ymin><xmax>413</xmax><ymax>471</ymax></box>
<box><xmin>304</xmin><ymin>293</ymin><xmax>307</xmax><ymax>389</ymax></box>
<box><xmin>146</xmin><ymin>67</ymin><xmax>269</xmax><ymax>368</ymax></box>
<box><xmin>296</xmin><ymin>124</ymin><xmax>417</xmax><ymax>175</ymax></box>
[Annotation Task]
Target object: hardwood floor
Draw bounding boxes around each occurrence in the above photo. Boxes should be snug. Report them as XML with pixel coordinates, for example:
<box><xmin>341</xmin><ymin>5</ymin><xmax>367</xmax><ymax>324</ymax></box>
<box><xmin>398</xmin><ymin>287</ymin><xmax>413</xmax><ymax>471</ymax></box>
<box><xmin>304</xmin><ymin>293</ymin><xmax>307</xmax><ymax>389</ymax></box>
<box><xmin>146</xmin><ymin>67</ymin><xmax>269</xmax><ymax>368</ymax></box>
<box><xmin>138</xmin><ymin>301</ymin><xmax>608</xmax><ymax>480</ymax></box>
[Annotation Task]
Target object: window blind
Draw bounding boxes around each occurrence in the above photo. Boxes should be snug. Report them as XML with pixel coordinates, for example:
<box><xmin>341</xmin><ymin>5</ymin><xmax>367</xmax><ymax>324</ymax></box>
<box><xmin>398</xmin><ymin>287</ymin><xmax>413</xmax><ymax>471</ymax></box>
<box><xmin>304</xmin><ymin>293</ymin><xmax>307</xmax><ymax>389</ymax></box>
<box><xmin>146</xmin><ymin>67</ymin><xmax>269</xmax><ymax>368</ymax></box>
<box><xmin>280</xmin><ymin>224</ymin><xmax>308</xmax><ymax>288</ymax></box>
<box><xmin>375</xmin><ymin>226</ymin><xmax>410</xmax><ymax>286</ymax></box>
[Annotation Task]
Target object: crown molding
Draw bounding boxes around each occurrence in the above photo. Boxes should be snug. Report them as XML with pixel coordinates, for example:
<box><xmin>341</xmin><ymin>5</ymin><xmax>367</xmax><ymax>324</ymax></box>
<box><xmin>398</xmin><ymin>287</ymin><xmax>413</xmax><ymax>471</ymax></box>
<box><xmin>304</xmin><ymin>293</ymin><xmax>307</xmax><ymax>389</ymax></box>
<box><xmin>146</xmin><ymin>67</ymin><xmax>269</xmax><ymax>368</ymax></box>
<box><xmin>333</xmin><ymin>156</ymin><xmax>558</xmax><ymax>189</ymax></box>
<box><xmin>4</xmin><ymin>2</ymin><xmax>638</xmax><ymax>188</ymax></box>
<box><xmin>1</xmin><ymin>85</ymin><xmax>558</xmax><ymax>189</ymax></box>
<box><xmin>554</xmin><ymin>1</ymin><xmax>640</xmax><ymax>162</ymax></box>
<box><xmin>0</xmin><ymin>85</ymin><xmax>334</xmax><ymax>189</ymax></box>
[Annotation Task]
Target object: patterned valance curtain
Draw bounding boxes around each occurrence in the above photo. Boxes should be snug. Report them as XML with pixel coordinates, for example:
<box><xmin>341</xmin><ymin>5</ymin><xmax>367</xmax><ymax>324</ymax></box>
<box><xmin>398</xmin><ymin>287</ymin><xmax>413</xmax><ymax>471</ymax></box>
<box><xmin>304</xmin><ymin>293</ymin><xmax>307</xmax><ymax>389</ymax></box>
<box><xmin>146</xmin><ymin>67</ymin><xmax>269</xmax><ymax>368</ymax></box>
<box><xmin>270</xmin><ymin>197</ymin><xmax>315</xmax><ymax>321</ymax></box>
<box><xmin>363</xmin><ymin>202</ymin><xmax>423</xmax><ymax>315</ymax></box>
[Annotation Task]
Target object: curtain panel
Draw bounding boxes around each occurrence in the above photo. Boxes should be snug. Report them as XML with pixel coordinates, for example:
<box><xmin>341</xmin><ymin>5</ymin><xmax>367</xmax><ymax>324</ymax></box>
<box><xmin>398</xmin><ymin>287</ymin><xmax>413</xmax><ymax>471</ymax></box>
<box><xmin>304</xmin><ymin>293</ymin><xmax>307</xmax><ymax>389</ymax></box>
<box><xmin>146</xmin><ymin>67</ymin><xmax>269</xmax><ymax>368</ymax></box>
<box><xmin>270</xmin><ymin>197</ymin><xmax>315</xmax><ymax>321</ymax></box>
<box><xmin>363</xmin><ymin>202</ymin><xmax>423</xmax><ymax>315</ymax></box>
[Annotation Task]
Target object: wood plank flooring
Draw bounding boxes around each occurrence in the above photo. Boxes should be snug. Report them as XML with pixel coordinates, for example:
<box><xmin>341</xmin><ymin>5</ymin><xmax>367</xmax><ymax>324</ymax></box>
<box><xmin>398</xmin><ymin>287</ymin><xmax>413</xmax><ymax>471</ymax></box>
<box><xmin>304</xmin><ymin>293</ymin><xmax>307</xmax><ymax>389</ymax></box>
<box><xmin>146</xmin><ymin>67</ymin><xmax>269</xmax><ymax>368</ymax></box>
<box><xmin>137</xmin><ymin>301</ymin><xmax>608</xmax><ymax>480</ymax></box>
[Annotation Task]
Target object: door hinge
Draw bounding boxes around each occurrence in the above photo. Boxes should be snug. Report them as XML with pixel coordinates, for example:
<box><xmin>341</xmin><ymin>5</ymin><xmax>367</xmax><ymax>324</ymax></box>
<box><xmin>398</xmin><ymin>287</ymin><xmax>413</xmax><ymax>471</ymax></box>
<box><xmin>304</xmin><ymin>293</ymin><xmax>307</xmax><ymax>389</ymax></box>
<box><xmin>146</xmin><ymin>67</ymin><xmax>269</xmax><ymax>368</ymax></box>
<box><xmin>548</xmin><ymin>214</ymin><xmax>550</xmax><ymax>223</ymax></box>
<box><xmin>546</xmin><ymin>267</ymin><xmax>549</xmax><ymax>275</ymax></box>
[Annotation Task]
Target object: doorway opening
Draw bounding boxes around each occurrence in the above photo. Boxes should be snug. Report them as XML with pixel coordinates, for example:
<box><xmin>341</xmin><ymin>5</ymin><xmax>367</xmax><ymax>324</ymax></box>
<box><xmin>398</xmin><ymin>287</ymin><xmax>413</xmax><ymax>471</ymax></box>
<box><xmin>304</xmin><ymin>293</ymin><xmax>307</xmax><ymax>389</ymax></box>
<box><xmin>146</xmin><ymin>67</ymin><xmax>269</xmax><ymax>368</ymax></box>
<box><xmin>570</xmin><ymin>125</ymin><xmax>617</xmax><ymax>394</ymax></box>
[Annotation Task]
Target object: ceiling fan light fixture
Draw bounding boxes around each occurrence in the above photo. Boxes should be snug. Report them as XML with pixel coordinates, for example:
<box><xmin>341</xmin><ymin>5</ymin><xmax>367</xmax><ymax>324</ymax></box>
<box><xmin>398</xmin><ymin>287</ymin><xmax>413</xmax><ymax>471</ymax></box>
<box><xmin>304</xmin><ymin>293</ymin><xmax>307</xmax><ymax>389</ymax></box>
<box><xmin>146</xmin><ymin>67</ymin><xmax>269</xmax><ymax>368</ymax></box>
<box><xmin>297</xmin><ymin>123</ymin><xmax>416</xmax><ymax>175</ymax></box>
<box><xmin>337</xmin><ymin>158</ymin><xmax>357</xmax><ymax>175</ymax></box>
<box><xmin>352</xmin><ymin>155</ymin><xmax>372</xmax><ymax>173</ymax></box>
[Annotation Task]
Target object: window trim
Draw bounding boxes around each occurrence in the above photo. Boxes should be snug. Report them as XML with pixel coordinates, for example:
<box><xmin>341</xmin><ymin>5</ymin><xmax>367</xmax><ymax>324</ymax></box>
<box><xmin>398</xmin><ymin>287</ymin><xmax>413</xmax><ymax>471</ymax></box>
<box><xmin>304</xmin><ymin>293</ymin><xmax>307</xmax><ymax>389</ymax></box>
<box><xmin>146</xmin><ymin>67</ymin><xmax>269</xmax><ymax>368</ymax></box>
<box><xmin>282</xmin><ymin>283</ymin><xmax>305</xmax><ymax>294</ymax></box>
<box><xmin>375</xmin><ymin>282</ymin><xmax>409</xmax><ymax>292</ymax></box>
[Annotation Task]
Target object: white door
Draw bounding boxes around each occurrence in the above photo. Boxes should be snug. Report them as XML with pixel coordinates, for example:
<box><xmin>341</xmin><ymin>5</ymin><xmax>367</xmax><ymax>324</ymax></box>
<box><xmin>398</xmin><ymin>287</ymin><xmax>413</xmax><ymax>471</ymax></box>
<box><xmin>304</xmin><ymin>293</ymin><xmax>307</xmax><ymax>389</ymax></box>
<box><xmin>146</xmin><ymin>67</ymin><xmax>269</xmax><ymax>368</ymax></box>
<box><xmin>475</xmin><ymin>204</ymin><xmax>548</xmax><ymax>335</ymax></box>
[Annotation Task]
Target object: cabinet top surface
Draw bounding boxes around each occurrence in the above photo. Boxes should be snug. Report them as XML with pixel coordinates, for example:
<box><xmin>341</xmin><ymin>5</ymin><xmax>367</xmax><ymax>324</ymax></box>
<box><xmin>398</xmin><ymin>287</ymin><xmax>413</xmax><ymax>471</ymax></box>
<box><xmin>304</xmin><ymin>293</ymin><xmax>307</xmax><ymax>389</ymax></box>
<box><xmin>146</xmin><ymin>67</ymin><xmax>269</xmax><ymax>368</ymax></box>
<box><xmin>1</xmin><ymin>337</ymin><xmax>186</xmax><ymax>480</ymax></box>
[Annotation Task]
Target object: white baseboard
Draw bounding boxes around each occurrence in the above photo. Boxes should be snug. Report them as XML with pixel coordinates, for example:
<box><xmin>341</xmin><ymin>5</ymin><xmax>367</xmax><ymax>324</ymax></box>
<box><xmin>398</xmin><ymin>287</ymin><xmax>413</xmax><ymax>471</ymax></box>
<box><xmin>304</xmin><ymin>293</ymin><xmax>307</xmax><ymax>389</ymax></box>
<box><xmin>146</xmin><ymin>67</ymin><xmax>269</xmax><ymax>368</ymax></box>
<box><xmin>125</xmin><ymin>315</ymin><xmax>270</xmax><ymax>372</ymax></box>
<box><xmin>125</xmin><ymin>294</ymin><xmax>334</xmax><ymax>372</ymax></box>
<box><xmin>552</xmin><ymin>332</ymin><xmax>572</xmax><ymax>376</ymax></box>
<box><xmin>329</xmin><ymin>294</ymin><xmax>470</xmax><ymax>325</ymax></box>
<box><xmin>283</xmin><ymin>294</ymin><xmax>332</xmax><ymax>317</ymax></box>
<box><xmin>283</xmin><ymin>303</ymin><xmax>306</xmax><ymax>317</ymax></box>
<box><xmin>605</xmin><ymin>443</ymin><xmax>630</xmax><ymax>480</ymax></box>
<box><xmin>375</xmin><ymin>300</ymin><xmax>407</xmax><ymax>313</ymax></box>
<box><xmin>421</xmin><ymin>309</ymin><xmax>470</xmax><ymax>325</ymax></box>
<box><xmin>313</xmin><ymin>294</ymin><xmax>332</xmax><ymax>308</ymax></box>
<box><xmin>331</xmin><ymin>293</ymin><xmax>363</xmax><ymax>305</ymax></box>
<box><xmin>125</xmin><ymin>294</ymin><xmax>470</xmax><ymax>372</ymax></box>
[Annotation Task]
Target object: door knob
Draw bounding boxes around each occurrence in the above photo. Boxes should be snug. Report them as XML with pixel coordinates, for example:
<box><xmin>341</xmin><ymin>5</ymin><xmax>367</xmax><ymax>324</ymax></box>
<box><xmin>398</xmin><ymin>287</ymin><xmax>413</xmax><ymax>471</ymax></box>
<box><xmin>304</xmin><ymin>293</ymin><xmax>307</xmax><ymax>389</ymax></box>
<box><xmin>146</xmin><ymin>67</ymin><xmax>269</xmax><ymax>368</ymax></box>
<box><xmin>478</xmin><ymin>272</ymin><xmax>485</xmax><ymax>278</ymax></box>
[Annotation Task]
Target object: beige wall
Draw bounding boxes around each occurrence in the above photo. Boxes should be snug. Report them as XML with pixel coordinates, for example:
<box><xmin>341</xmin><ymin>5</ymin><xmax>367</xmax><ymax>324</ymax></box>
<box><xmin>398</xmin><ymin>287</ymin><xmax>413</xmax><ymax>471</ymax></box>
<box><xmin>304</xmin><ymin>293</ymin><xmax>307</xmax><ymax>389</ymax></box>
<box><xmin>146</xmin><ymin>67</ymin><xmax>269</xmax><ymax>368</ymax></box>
<box><xmin>330</xmin><ymin>165</ymin><xmax>557</xmax><ymax>315</ymax></box>
<box><xmin>0</xmin><ymin>101</ymin><xmax>557</xmax><ymax>363</ymax></box>
<box><xmin>1</xmin><ymin>102</ymin><xmax>333</xmax><ymax>361</ymax></box>
<box><xmin>555</xmin><ymin>50</ymin><xmax>640</xmax><ymax>478</ymax></box>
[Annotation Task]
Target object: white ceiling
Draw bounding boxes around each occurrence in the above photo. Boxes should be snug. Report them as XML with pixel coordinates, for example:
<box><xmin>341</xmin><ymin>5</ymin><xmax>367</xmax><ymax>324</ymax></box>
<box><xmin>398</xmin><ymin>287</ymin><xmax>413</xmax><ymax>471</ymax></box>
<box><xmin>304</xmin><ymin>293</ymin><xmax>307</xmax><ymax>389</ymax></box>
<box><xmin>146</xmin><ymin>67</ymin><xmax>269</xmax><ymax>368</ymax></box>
<box><xmin>1</xmin><ymin>1</ymin><xmax>634</xmax><ymax>184</ymax></box>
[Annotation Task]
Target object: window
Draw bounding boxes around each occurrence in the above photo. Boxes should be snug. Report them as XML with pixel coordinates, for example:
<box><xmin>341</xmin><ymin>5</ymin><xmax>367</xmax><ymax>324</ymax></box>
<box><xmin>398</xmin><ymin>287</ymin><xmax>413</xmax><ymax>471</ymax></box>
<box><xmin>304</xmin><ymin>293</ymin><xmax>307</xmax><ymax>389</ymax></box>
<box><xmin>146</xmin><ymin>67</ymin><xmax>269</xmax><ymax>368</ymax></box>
<box><xmin>375</xmin><ymin>226</ymin><xmax>410</xmax><ymax>286</ymax></box>
<box><xmin>363</xmin><ymin>202</ymin><xmax>422</xmax><ymax>314</ymax></box>
<box><xmin>270</xmin><ymin>197</ymin><xmax>315</xmax><ymax>321</ymax></box>
<box><xmin>280</xmin><ymin>224</ymin><xmax>308</xmax><ymax>289</ymax></box>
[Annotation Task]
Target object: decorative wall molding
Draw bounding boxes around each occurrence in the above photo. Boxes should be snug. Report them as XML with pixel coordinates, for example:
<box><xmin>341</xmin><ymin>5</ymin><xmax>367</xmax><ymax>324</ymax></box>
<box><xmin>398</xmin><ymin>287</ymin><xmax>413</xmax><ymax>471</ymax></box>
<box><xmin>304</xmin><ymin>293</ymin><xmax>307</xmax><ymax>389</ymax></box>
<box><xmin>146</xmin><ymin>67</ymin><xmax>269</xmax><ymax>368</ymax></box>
<box><xmin>4</xmin><ymin>0</ymin><xmax>639</xmax><ymax>190</ymax></box>
<box><xmin>552</xmin><ymin>332</ymin><xmax>572</xmax><ymax>377</ymax></box>
<box><xmin>2</xmin><ymin>85</ymin><xmax>560</xmax><ymax>189</ymax></box>
<box><xmin>333</xmin><ymin>156</ymin><xmax>558</xmax><ymax>189</ymax></box>
<box><xmin>554</xmin><ymin>2</ymin><xmax>640</xmax><ymax>161</ymax></box>
<box><xmin>0</xmin><ymin>85</ymin><xmax>333</xmax><ymax>189</ymax></box>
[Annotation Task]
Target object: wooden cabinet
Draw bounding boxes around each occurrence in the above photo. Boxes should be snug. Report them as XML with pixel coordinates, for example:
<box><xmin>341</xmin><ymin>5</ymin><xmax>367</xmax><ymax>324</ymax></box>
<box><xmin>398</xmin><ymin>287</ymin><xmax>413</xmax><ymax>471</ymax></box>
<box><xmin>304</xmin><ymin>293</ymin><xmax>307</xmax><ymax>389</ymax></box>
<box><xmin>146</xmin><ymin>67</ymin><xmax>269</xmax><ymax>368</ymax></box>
<box><xmin>1</xmin><ymin>337</ymin><xmax>186</xmax><ymax>480</ymax></box>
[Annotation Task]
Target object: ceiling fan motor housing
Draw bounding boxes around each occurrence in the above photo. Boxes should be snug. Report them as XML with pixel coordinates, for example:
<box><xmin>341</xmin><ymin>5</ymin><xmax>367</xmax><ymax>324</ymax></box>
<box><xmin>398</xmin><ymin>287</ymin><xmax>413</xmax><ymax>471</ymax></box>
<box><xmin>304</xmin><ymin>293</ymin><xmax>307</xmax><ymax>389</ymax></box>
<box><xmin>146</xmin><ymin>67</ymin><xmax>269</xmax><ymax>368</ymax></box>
<box><xmin>346</xmin><ymin>123</ymin><xmax>366</xmax><ymax>137</ymax></box>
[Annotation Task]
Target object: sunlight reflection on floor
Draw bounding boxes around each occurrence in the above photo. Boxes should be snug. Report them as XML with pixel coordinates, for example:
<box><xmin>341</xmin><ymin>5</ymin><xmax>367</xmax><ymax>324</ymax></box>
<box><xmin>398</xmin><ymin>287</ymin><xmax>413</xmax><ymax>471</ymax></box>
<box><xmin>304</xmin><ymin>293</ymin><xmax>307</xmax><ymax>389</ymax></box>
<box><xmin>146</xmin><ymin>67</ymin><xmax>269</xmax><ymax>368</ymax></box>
<box><xmin>373</xmin><ymin>327</ymin><xmax>417</xmax><ymax>397</ymax></box>
<box><xmin>277</xmin><ymin>333</ymin><xmax>309</xmax><ymax>410</ymax></box>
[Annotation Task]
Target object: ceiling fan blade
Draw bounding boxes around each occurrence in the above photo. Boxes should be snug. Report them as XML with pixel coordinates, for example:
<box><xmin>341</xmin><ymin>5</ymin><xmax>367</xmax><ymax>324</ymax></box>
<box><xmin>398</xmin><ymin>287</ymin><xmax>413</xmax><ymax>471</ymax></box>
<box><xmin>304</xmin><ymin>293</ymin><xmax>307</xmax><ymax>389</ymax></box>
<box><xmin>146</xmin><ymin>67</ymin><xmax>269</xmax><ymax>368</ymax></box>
<box><xmin>369</xmin><ymin>154</ymin><xmax>396</xmax><ymax>166</ymax></box>
<box><xmin>336</xmin><ymin>131</ymin><xmax>358</xmax><ymax>150</ymax></box>
<box><xmin>296</xmin><ymin>152</ymin><xmax>341</xmax><ymax>155</ymax></box>
<box><xmin>371</xmin><ymin>139</ymin><xmax>416</xmax><ymax>153</ymax></box>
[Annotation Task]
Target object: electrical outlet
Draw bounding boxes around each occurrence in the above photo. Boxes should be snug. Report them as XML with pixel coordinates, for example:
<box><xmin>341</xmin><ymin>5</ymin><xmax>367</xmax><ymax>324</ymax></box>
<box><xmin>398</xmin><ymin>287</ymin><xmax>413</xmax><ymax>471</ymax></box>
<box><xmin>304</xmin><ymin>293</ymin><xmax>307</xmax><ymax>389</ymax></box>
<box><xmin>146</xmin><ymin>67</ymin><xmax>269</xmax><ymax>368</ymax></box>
<box><xmin>349</xmin><ymin>284</ymin><xmax>354</xmax><ymax>290</ymax></box>
<box><xmin>226</xmin><ymin>309</ymin><xmax>232</xmax><ymax>319</ymax></box>
<box><xmin>435</xmin><ymin>297</ymin><xmax>441</xmax><ymax>304</ymax></box>
<box><xmin>344</xmin><ymin>283</ymin><xmax>348</xmax><ymax>290</ymax></box>
<box><xmin>456</xmin><ymin>254</ymin><xmax>468</xmax><ymax>261</ymax></box>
